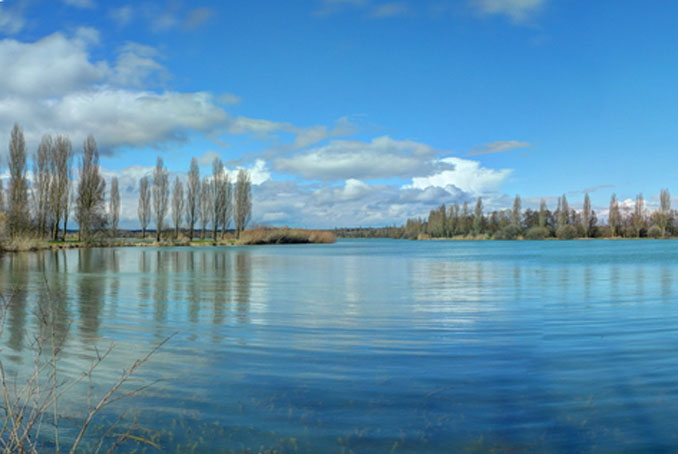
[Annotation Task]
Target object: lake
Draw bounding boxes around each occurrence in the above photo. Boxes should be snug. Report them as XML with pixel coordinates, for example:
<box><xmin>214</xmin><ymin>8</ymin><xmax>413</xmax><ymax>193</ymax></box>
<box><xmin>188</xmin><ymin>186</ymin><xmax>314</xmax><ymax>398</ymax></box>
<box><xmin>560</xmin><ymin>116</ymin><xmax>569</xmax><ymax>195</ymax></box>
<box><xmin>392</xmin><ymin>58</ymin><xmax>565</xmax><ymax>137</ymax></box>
<box><xmin>2</xmin><ymin>239</ymin><xmax>678</xmax><ymax>453</ymax></box>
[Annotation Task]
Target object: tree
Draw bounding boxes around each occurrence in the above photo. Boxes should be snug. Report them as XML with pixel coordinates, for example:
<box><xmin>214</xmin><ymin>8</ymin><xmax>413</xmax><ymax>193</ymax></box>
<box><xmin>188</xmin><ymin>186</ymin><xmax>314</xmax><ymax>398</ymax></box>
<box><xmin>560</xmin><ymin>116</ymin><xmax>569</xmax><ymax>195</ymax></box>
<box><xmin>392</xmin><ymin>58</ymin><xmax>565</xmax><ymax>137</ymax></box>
<box><xmin>138</xmin><ymin>176</ymin><xmax>151</xmax><ymax>239</ymax></box>
<box><xmin>211</xmin><ymin>158</ymin><xmax>232</xmax><ymax>239</ymax></box>
<box><xmin>76</xmin><ymin>135</ymin><xmax>107</xmax><ymax>242</ymax></box>
<box><xmin>632</xmin><ymin>193</ymin><xmax>645</xmax><ymax>237</ymax></box>
<box><xmin>152</xmin><ymin>157</ymin><xmax>169</xmax><ymax>242</ymax></box>
<box><xmin>50</xmin><ymin>136</ymin><xmax>73</xmax><ymax>241</ymax></box>
<box><xmin>581</xmin><ymin>193</ymin><xmax>592</xmax><ymax>237</ymax></box>
<box><xmin>199</xmin><ymin>177</ymin><xmax>212</xmax><ymax>240</ymax></box>
<box><xmin>34</xmin><ymin>135</ymin><xmax>52</xmax><ymax>237</ymax></box>
<box><xmin>657</xmin><ymin>188</ymin><xmax>671</xmax><ymax>237</ymax></box>
<box><xmin>511</xmin><ymin>195</ymin><xmax>522</xmax><ymax>228</ymax></box>
<box><xmin>171</xmin><ymin>176</ymin><xmax>184</xmax><ymax>238</ymax></box>
<box><xmin>608</xmin><ymin>193</ymin><xmax>620</xmax><ymax>237</ymax></box>
<box><xmin>538</xmin><ymin>198</ymin><xmax>547</xmax><ymax>228</ymax></box>
<box><xmin>558</xmin><ymin>194</ymin><xmax>569</xmax><ymax>228</ymax></box>
<box><xmin>234</xmin><ymin>169</ymin><xmax>252</xmax><ymax>236</ymax></box>
<box><xmin>7</xmin><ymin>123</ymin><xmax>29</xmax><ymax>238</ymax></box>
<box><xmin>0</xmin><ymin>179</ymin><xmax>4</xmax><ymax>214</ymax></box>
<box><xmin>185</xmin><ymin>158</ymin><xmax>200</xmax><ymax>240</ymax></box>
<box><xmin>473</xmin><ymin>196</ymin><xmax>483</xmax><ymax>233</ymax></box>
<box><xmin>110</xmin><ymin>177</ymin><xmax>120</xmax><ymax>237</ymax></box>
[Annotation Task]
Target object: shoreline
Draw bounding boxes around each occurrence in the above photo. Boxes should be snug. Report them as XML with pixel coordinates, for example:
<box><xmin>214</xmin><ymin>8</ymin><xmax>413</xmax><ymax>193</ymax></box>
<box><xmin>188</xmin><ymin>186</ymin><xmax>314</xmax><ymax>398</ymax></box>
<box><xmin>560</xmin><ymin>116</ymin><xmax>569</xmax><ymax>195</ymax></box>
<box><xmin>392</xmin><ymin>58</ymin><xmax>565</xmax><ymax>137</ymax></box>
<box><xmin>0</xmin><ymin>228</ymin><xmax>336</xmax><ymax>253</ymax></box>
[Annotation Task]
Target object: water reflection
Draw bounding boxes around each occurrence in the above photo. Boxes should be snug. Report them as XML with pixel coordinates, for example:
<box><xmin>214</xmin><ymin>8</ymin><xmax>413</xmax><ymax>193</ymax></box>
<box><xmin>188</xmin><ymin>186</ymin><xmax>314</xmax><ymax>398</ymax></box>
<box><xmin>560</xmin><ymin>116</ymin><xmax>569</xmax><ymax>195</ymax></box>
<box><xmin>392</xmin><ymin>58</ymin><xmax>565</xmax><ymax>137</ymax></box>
<box><xmin>235</xmin><ymin>252</ymin><xmax>251</xmax><ymax>325</ymax></box>
<box><xmin>77</xmin><ymin>249</ymin><xmax>105</xmax><ymax>342</ymax></box>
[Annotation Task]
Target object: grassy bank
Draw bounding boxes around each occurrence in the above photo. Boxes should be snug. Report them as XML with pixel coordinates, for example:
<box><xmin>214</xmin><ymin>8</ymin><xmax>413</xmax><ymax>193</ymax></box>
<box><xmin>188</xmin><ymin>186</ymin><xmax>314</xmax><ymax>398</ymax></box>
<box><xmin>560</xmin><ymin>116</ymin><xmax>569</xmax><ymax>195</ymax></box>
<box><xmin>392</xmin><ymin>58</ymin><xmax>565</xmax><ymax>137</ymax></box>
<box><xmin>0</xmin><ymin>228</ymin><xmax>336</xmax><ymax>252</ymax></box>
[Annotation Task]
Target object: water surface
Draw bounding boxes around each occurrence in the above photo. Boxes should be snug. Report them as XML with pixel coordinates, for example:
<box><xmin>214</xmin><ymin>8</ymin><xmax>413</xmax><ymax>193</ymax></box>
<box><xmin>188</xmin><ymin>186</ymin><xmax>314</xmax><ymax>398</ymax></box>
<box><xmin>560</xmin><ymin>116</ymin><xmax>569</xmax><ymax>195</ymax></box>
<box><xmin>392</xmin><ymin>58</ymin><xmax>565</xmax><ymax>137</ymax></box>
<box><xmin>1</xmin><ymin>239</ymin><xmax>678</xmax><ymax>452</ymax></box>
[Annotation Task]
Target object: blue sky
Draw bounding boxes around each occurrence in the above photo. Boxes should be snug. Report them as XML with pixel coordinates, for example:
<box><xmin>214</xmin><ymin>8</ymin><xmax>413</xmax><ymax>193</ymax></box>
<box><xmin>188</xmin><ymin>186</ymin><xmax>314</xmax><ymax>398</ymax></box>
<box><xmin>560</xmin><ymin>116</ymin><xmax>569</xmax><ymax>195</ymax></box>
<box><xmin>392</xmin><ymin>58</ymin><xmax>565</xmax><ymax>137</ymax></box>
<box><xmin>0</xmin><ymin>0</ymin><xmax>676</xmax><ymax>228</ymax></box>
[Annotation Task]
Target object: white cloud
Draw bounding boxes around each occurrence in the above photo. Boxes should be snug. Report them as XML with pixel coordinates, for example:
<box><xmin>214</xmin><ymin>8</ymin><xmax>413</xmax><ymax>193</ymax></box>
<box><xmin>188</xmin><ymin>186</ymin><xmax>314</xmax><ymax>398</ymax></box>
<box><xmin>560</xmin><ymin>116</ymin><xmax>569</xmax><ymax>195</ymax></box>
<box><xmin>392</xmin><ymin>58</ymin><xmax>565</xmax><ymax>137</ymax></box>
<box><xmin>275</xmin><ymin>135</ymin><xmax>439</xmax><ymax>181</ymax></box>
<box><xmin>0</xmin><ymin>30</ymin><xmax>350</xmax><ymax>156</ymax></box>
<box><xmin>474</xmin><ymin>0</ymin><xmax>544</xmax><ymax>22</ymax></box>
<box><xmin>405</xmin><ymin>157</ymin><xmax>512</xmax><ymax>195</ymax></box>
<box><xmin>0</xmin><ymin>31</ymin><xmax>107</xmax><ymax>97</ymax></box>
<box><xmin>468</xmin><ymin>140</ymin><xmax>531</xmax><ymax>156</ymax></box>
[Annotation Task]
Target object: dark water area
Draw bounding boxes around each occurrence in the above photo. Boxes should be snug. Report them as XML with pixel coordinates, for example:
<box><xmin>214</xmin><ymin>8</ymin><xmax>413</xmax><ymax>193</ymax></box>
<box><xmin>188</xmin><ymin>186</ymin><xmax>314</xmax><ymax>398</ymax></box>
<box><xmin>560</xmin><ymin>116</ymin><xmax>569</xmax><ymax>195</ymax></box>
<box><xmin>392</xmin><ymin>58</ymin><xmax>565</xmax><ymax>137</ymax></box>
<box><xmin>2</xmin><ymin>239</ymin><xmax>678</xmax><ymax>452</ymax></box>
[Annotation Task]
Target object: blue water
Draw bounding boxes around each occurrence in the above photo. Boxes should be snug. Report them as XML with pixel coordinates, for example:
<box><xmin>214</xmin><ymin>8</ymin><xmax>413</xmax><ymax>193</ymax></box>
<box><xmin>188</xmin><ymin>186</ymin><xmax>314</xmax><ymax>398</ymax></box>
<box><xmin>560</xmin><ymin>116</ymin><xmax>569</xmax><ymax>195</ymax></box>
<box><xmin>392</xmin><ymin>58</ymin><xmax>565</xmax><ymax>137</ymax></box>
<box><xmin>2</xmin><ymin>239</ymin><xmax>678</xmax><ymax>452</ymax></box>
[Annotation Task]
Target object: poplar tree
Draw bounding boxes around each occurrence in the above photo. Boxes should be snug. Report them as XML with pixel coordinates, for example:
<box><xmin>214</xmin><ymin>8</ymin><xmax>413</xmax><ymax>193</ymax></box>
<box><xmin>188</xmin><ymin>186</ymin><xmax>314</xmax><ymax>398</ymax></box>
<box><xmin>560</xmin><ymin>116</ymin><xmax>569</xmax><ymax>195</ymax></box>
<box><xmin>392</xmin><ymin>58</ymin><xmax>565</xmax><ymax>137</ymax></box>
<box><xmin>632</xmin><ymin>193</ymin><xmax>644</xmax><ymax>237</ymax></box>
<box><xmin>658</xmin><ymin>188</ymin><xmax>671</xmax><ymax>237</ymax></box>
<box><xmin>511</xmin><ymin>195</ymin><xmax>522</xmax><ymax>228</ymax></box>
<box><xmin>473</xmin><ymin>196</ymin><xmax>483</xmax><ymax>234</ymax></box>
<box><xmin>582</xmin><ymin>193</ymin><xmax>592</xmax><ymax>237</ymax></box>
<box><xmin>538</xmin><ymin>198</ymin><xmax>547</xmax><ymax>228</ymax></box>
<box><xmin>110</xmin><ymin>177</ymin><xmax>120</xmax><ymax>237</ymax></box>
<box><xmin>608</xmin><ymin>193</ymin><xmax>620</xmax><ymax>237</ymax></box>
<box><xmin>138</xmin><ymin>176</ymin><xmax>151</xmax><ymax>239</ymax></box>
<box><xmin>185</xmin><ymin>158</ymin><xmax>200</xmax><ymax>240</ymax></box>
<box><xmin>199</xmin><ymin>177</ymin><xmax>212</xmax><ymax>240</ymax></box>
<box><xmin>234</xmin><ymin>169</ymin><xmax>252</xmax><ymax>237</ymax></box>
<box><xmin>34</xmin><ymin>135</ymin><xmax>52</xmax><ymax>237</ymax></box>
<box><xmin>172</xmin><ymin>176</ymin><xmax>184</xmax><ymax>238</ymax></box>
<box><xmin>152</xmin><ymin>157</ymin><xmax>169</xmax><ymax>241</ymax></box>
<box><xmin>7</xmin><ymin>123</ymin><xmax>29</xmax><ymax>238</ymax></box>
<box><xmin>558</xmin><ymin>194</ymin><xmax>569</xmax><ymax>228</ymax></box>
<box><xmin>50</xmin><ymin>136</ymin><xmax>73</xmax><ymax>241</ymax></box>
<box><xmin>76</xmin><ymin>135</ymin><xmax>107</xmax><ymax>242</ymax></box>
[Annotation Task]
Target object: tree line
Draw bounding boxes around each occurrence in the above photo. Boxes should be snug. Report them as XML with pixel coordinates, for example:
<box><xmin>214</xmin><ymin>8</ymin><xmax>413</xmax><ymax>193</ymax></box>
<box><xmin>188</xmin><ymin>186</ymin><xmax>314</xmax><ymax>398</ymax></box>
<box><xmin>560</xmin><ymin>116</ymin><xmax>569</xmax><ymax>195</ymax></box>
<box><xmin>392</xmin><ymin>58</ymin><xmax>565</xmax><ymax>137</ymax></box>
<box><xmin>1</xmin><ymin>123</ymin><xmax>252</xmax><ymax>243</ymax></box>
<box><xmin>404</xmin><ymin>191</ymin><xmax>675</xmax><ymax>240</ymax></box>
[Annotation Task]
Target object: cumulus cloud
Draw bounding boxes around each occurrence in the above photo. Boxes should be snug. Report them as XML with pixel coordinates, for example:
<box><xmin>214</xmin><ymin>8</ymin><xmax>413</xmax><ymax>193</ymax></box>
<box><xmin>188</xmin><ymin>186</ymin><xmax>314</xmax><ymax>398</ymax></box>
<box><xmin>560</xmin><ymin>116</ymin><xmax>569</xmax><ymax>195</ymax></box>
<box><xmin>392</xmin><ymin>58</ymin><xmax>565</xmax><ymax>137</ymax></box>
<box><xmin>275</xmin><ymin>135</ymin><xmax>439</xmax><ymax>181</ymax></box>
<box><xmin>0</xmin><ymin>30</ymin><xmax>350</xmax><ymax>156</ymax></box>
<box><xmin>474</xmin><ymin>0</ymin><xmax>544</xmax><ymax>22</ymax></box>
<box><xmin>405</xmin><ymin>157</ymin><xmax>511</xmax><ymax>195</ymax></box>
<box><xmin>468</xmin><ymin>140</ymin><xmax>530</xmax><ymax>156</ymax></box>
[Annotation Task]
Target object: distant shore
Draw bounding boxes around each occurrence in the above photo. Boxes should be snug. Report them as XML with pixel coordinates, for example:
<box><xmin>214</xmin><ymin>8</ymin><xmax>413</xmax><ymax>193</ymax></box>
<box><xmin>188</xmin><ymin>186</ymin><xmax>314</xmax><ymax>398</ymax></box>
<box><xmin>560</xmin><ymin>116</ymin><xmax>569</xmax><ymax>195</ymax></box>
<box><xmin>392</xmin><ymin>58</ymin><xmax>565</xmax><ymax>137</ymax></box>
<box><xmin>0</xmin><ymin>227</ymin><xmax>336</xmax><ymax>253</ymax></box>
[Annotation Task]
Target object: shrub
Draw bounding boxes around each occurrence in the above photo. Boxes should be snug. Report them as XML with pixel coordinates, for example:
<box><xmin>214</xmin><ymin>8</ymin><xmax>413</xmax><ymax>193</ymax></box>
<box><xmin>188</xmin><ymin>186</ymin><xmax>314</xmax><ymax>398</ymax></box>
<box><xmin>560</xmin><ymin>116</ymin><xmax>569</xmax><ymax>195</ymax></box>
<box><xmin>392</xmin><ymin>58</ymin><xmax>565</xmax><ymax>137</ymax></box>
<box><xmin>524</xmin><ymin>226</ymin><xmax>550</xmax><ymax>240</ymax></box>
<box><xmin>648</xmin><ymin>225</ymin><xmax>663</xmax><ymax>239</ymax></box>
<box><xmin>493</xmin><ymin>224</ymin><xmax>521</xmax><ymax>240</ymax></box>
<box><xmin>556</xmin><ymin>224</ymin><xmax>578</xmax><ymax>240</ymax></box>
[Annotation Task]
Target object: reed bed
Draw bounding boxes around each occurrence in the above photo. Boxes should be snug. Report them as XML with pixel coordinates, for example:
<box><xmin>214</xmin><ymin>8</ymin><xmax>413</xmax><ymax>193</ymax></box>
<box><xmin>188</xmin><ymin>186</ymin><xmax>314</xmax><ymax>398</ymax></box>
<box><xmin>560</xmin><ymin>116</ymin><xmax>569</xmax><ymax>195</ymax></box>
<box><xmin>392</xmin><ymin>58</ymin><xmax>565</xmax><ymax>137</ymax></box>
<box><xmin>237</xmin><ymin>228</ymin><xmax>336</xmax><ymax>245</ymax></box>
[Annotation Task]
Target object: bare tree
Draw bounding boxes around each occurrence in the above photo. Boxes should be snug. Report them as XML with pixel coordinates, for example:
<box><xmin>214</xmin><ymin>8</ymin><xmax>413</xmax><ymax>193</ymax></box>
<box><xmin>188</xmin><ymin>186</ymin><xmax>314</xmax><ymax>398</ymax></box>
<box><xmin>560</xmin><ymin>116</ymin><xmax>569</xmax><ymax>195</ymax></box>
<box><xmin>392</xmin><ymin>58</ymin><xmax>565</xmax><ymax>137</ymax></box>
<box><xmin>608</xmin><ymin>193</ymin><xmax>620</xmax><ymax>237</ymax></box>
<box><xmin>49</xmin><ymin>136</ymin><xmax>73</xmax><ymax>241</ymax></box>
<box><xmin>217</xmin><ymin>170</ymin><xmax>232</xmax><ymax>239</ymax></box>
<box><xmin>538</xmin><ymin>198</ymin><xmax>547</xmax><ymax>228</ymax></box>
<box><xmin>76</xmin><ymin>135</ymin><xmax>107</xmax><ymax>242</ymax></box>
<box><xmin>34</xmin><ymin>135</ymin><xmax>52</xmax><ymax>237</ymax></box>
<box><xmin>152</xmin><ymin>157</ymin><xmax>169</xmax><ymax>241</ymax></box>
<box><xmin>581</xmin><ymin>193</ymin><xmax>592</xmax><ymax>237</ymax></box>
<box><xmin>632</xmin><ymin>193</ymin><xmax>645</xmax><ymax>237</ymax></box>
<box><xmin>110</xmin><ymin>177</ymin><xmax>120</xmax><ymax>237</ymax></box>
<box><xmin>211</xmin><ymin>158</ymin><xmax>224</xmax><ymax>240</ymax></box>
<box><xmin>234</xmin><ymin>169</ymin><xmax>252</xmax><ymax>236</ymax></box>
<box><xmin>557</xmin><ymin>194</ymin><xmax>569</xmax><ymax>228</ymax></box>
<box><xmin>7</xmin><ymin>123</ymin><xmax>29</xmax><ymax>238</ymax></box>
<box><xmin>658</xmin><ymin>188</ymin><xmax>671</xmax><ymax>237</ymax></box>
<box><xmin>185</xmin><ymin>158</ymin><xmax>200</xmax><ymax>240</ymax></box>
<box><xmin>200</xmin><ymin>177</ymin><xmax>212</xmax><ymax>240</ymax></box>
<box><xmin>138</xmin><ymin>176</ymin><xmax>151</xmax><ymax>239</ymax></box>
<box><xmin>511</xmin><ymin>194</ymin><xmax>521</xmax><ymax>228</ymax></box>
<box><xmin>171</xmin><ymin>176</ymin><xmax>184</xmax><ymax>239</ymax></box>
<box><xmin>0</xmin><ymin>179</ymin><xmax>4</xmax><ymax>214</ymax></box>
<box><xmin>473</xmin><ymin>196</ymin><xmax>483</xmax><ymax>233</ymax></box>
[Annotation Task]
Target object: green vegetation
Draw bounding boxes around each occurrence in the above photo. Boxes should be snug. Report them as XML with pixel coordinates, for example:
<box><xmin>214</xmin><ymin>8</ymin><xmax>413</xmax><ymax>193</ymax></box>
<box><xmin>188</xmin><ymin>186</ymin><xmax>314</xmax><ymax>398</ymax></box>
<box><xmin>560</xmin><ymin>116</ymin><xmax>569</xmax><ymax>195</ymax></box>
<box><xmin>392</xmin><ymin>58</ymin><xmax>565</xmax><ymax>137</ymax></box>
<box><xmin>402</xmin><ymin>190</ymin><xmax>677</xmax><ymax>240</ymax></box>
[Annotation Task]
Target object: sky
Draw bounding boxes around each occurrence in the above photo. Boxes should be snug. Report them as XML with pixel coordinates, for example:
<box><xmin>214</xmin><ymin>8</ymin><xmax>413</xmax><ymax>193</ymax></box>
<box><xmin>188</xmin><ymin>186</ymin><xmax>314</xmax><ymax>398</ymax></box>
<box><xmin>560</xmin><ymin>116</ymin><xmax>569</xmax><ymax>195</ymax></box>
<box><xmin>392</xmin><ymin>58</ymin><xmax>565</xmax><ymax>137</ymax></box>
<box><xmin>0</xmin><ymin>0</ymin><xmax>677</xmax><ymax>228</ymax></box>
